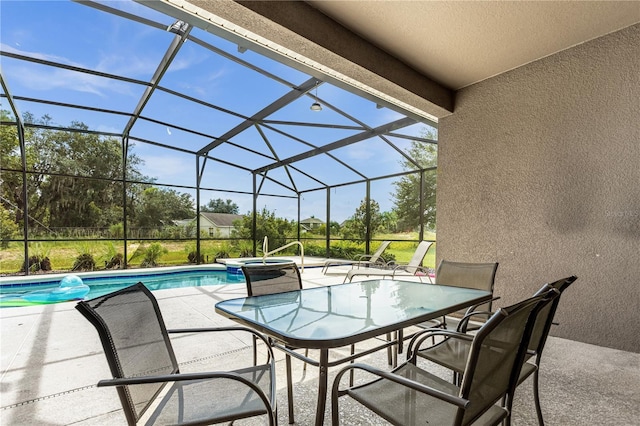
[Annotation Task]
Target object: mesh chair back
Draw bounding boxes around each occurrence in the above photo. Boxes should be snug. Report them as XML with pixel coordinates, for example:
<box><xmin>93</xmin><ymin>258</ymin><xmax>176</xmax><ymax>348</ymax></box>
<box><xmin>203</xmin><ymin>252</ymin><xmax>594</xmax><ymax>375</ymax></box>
<box><xmin>76</xmin><ymin>283</ymin><xmax>178</xmax><ymax>425</ymax></box>
<box><xmin>368</xmin><ymin>241</ymin><xmax>391</xmax><ymax>263</ymax></box>
<box><xmin>528</xmin><ymin>276</ymin><xmax>578</xmax><ymax>354</ymax></box>
<box><xmin>435</xmin><ymin>260</ymin><xmax>499</xmax><ymax>312</ymax></box>
<box><xmin>458</xmin><ymin>289</ymin><xmax>557</xmax><ymax>424</ymax></box>
<box><xmin>403</xmin><ymin>241</ymin><xmax>433</xmax><ymax>274</ymax></box>
<box><xmin>242</xmin><ymin>262</ymin><xmax>302</xmax><ymax>296</ymax></box>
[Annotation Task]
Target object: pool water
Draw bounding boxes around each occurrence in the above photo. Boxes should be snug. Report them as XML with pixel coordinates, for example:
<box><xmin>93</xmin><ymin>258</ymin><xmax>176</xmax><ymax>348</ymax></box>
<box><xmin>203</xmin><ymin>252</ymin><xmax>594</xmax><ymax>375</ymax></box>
<box><xmin>0</xmin><ymin>269</ymin><xmax>245</xmax><ymax>306</ymax></box>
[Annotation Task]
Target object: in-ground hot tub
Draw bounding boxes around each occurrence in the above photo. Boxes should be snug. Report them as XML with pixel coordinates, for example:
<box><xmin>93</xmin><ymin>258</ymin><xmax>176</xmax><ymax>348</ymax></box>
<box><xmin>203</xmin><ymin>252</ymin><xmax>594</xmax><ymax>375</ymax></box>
<box><xmin>225</xmin><ymin>258</ymin><xmax>296</xmax><ymax>276</ymax></box>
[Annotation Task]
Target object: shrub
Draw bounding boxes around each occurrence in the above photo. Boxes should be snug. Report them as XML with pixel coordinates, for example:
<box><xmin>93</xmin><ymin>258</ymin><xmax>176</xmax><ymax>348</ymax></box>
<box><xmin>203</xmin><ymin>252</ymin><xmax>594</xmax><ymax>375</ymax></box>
<box><xmin>237</xmin><ymin>241</ymin><xmax>253</xmax><ymax>258</ymax></box>
<box><xmin>21</xmin><ymin>255</ymin><xmax>52</xmax><ymax>272</ymax></box>
<box><xmin>109</xmin><ymin>223</ymin><xmax>124</xmax><ymax>239</ymax></box>
<box><xmin>214</xmin><ymin>242</ymin><xmax>232</xmax><ymax>261</ymax></box>
<box><xmin>21</xmin><ymin>243</ymin><xmax>53</xmax><ymax>272</ymax></box>
<box><xmin>187</xmin><ymin>251</ymin><xmax>204</xmax><ymax>264</ymax></box>
<box><xmin>39</xmin><ymin>256</ymin><xmax>52</xmax><ymax>271</ymax></box>
<box><xmin>73</xmin><ymin>253</ymin><xmax>96</xmax><ymax>271</ymax></box>
<box><xmin>105</xmin><ymin>253</ymin><xmax>123</xmax><ymax>269</ymax></box>
<box><xmin>141</xmin><ymin>243</ymin><xmax>168</xmax><ymax>267</ymax></box>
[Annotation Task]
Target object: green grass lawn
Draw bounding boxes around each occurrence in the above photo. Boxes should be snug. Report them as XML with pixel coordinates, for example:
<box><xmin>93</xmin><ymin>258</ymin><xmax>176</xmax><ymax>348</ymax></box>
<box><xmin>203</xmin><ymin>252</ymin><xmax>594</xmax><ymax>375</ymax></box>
<box><xmin>0</xmin><ymin>233</ymin><xmax>436</xmax><ymax>275</ymax></box>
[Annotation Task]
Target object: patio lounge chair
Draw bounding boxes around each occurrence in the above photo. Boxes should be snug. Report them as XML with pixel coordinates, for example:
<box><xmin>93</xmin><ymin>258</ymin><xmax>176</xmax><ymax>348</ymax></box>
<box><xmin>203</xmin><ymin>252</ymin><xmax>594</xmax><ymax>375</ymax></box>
<box><xmin>76</xmin><ymin>282</ymin><xmax>277</xmax><ymax>426</ymax></box>
<box><xmin>344</xmin><ymin>240</ymin><xmax>433</xmax><ymax>283</ymax></box>
<box><xmin>331</xmin><ymin>287</ymin><xmax>560</xmax><ymax>425</ymax></box>
<box><xmin>321</xmin><ymin>241</ymin><xmax>391</xmax><ymax>274</ymax></box>
<box><xmin>415</xmin><ymin>275</ymin><xmax>577</xmax><ymax>425</ymax></box>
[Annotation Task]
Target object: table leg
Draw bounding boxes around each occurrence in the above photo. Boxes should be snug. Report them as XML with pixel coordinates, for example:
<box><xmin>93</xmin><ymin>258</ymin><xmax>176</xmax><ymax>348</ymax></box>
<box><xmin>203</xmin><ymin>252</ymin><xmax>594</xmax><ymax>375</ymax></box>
<box><xmin>286</xmin><ymin>353</ymin><xmax>294</xmax><ymax>424</ymax></box>
<box><xmin>315</xmin><ymin>349</ymin><xmax>329</xmax><ymax>426</ymax></box>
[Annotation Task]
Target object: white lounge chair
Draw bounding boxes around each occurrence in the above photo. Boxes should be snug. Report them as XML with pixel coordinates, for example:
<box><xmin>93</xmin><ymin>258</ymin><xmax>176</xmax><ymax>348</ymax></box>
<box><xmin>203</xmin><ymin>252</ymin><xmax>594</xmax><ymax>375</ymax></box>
<box><xmin>322</xmin><ymin>241</ymin><xmax>391</xmax><ymax>275</ymax></box>
<box><xmin>344</xmin><ymin>241</ymin><xmax>434</xmax><ymax>283</ymax></box>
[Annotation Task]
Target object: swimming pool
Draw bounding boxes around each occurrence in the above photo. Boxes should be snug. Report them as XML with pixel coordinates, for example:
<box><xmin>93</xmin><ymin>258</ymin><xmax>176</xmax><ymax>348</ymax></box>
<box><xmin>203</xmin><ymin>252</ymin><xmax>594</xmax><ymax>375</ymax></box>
<box><xmin>0</xmin><ymin>266</ymin><xmax>245</xmax><ymax>307</ymax></box>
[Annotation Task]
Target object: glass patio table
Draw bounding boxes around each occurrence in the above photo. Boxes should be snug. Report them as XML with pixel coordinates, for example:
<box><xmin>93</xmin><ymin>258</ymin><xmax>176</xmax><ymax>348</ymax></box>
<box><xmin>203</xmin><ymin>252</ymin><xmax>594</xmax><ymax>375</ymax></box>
<box><xmin>215</xmin><ymin>279</ymin><xmax>492</xmax><ymax>425</ymax></box>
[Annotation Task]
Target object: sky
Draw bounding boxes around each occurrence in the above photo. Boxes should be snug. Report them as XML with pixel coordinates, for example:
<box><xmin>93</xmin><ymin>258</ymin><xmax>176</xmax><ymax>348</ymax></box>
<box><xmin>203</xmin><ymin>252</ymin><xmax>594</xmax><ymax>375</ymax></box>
<box><xmin>0</xmin><ymin>0</ymin><xmax>436</xmax><ymax>223</ymax></box>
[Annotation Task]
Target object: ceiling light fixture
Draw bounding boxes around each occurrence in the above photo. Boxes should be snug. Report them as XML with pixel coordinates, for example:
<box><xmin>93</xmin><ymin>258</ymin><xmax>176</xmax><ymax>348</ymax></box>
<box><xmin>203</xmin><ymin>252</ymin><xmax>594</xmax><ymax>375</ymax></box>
<box><xmin>167</xmin><ymin>20</ymin><xmax>189</xmax><ymax>35</ymax></box>
<box><xmin>310</xmin><ymin>82</ymin><xmax>322</xmax><ymax>111</ymax></box>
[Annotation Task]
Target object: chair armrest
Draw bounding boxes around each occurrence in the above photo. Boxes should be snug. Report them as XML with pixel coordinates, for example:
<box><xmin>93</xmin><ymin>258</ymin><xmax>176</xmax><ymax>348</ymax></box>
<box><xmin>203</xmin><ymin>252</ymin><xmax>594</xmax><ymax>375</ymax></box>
<box><xmin>391</xmin><ymin>265</ymin><xmax>434</xmax><ymax>283</ymax></box>
<box><xmin>99</xmin><ymin>370</ymin><xmax>265</xmax><ymax>387</ymax></box>
<box><xmin>354</xmin><ymin>254</ymin><xmax>374</xmax><ymax>262</ymax></box>
<box><xmin>406</xmin><ymin>329</ymin><xmax>474</xmax><ymax>359</ymax></box>
<box><xmin>455</xmin><ymin>310</ymin><xmax>494</xmax><ymax>333</ymax></box>
<box><xmin>332</xmin><ymin>363</ymin><xmax>469</xmax><ymax>409</ymax></box>
<box><xmin>98</xmin><ymin>370</ymin><xmax>275</xmax><ymax>414</ymax></box>
<box><xmin>354</xmin><ymin>255</ymin><xmax>388</xmax><ymax>269</ymax></box>
<box><xmin>462</xmin><ymin>296</ymin><xmax>500</xmax><ymax>316</ymax></box>
<box><xmin>455</xmin><ymin>296</ymin><xmax>500</xmax><ymax>332</ymax></box>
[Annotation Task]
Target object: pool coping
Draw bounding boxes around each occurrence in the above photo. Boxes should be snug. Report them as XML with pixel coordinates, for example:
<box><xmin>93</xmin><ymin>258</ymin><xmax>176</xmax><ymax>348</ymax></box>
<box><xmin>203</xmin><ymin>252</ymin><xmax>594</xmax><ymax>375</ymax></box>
<box><xmin>0</xmin><ymin>256</ymin><xmax>332</xmax><ymax>287</ymax></box>
<box><xmin>0</xmin><ymin>264</ymin><xmax>227</xmax><ymax>286</ymax></box>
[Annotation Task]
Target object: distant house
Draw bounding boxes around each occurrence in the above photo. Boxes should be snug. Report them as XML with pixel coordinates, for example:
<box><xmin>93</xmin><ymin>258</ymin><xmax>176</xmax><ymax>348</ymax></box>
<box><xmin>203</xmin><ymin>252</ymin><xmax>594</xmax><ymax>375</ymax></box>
<box><xmin>190</xmin><ymin>212</ymin><xmax>244</xmax><ymax>237</ymax></box>
<box><xmin>200</xmin><ymin>212</ymin><xmax>244</xmax><ymax>237</ymax></box>
<box><xmin>300</xmin><ymin>217</ymin><xmax>324</xmax><ymax>232</ymax></box>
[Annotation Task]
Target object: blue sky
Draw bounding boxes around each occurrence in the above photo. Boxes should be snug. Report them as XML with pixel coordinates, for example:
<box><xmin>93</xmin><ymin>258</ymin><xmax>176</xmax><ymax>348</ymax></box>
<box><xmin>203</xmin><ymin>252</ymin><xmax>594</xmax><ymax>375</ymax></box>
<box><xmin>1</xmin><ymin>0</ymin><xmax>436</xmax><ymax>222</ymax></box>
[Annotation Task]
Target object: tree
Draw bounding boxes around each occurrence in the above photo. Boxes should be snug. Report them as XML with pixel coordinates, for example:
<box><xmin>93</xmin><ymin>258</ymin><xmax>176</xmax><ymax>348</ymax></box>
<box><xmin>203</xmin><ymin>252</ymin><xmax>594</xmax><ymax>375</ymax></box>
<box><xmin>392</xmin><ymin>128</ymin><xmax>437</xmax><ymax>231</ymax></box>
<box><xmin>130</xmin><ymin>187</ymin><xmax>195</xmax><ymax>229</ymax></box>
<box><xmin>232</xmin><ymin>207</ymin><xmax>296</xmax><ymax>250</ymax></box>
<box><xmin>0</xmin><ymin>205</ymin><xmax>20</xmax><ymax>248</ymax></box>
<box><xmin>341</xmin><ymin>198</ymin><xmax>382</xmax><ymax>240</ymax></box>
<box><xmin>1</xmin><ymin>111</ymin><xmax>199</xmax><ymax>236</ymax></box>
<box><xmin>0</xmin><ymin>112</ymin><xmax>143</xmax><ymax>230</ymax></box>
<box><xmin>201</xmin><ymin>198</ymin><xmax>239</xmax><ymax>214</ymax></box>
<box><xmin>379</xmin><ymin>210</ymin><xmax>399</xmax><ymax>233</ymax></box>
<box><xmin>328</xmin><ymin>221</ymin><xmax>341</xmax><ymax>236</ymax></box>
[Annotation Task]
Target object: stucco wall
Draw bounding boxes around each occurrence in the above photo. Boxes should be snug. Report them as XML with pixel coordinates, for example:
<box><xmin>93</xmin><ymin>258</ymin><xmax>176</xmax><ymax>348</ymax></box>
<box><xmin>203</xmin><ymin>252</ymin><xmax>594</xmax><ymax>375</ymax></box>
<box><xmin>438</xmin><ymin>24</ymin><xmax>639</xmax><ymax>352</ymax></box>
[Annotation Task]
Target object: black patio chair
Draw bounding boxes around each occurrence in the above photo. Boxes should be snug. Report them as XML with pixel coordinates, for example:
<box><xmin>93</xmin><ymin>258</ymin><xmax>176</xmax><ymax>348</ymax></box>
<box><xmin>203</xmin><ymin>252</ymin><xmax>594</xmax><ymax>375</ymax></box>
<box><xmin>76</xmin><ymin>282</ymin><xmax>277</xmax><ymax>426</ymax></box>
<box><xmin>331</xmin><ymin>288</ymin><xmax>559</xmax><ymax>426</ymax></box>
<box><xmin>242</xmin><ymin>262</ymin><xmax>310</xmax><ymax>424</ymax></box>
<box><xmin>242</xmin><ymin>262</ymin><xmax>307</xmax><ymax>364</ymax></box>
<box><xmin>426</xmin><ymin>259</ymin><xmax>500</xmax><ymax>331</ymax></box>
<box><xmin>415</xmin><ymin>275</ymin><xmax>577</xmax><ymax>425</ymax></box>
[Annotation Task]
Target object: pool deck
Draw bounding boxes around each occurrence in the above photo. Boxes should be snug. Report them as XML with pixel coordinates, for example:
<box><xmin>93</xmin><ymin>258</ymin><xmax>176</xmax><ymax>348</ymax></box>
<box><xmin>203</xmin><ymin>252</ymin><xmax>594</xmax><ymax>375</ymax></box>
<box><xmin>1</xmin><ymin>264</ymin><xmax>639</xmax><ymax>425</ymax></box>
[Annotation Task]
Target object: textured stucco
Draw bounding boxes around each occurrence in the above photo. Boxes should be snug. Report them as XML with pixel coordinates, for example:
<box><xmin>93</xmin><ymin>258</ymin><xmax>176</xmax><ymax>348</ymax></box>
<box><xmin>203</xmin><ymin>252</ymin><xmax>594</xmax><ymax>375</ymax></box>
<box><xmin>438</xmin><ymin>24</ymin><xmax>640</xmax><ymax>352</ymax></box>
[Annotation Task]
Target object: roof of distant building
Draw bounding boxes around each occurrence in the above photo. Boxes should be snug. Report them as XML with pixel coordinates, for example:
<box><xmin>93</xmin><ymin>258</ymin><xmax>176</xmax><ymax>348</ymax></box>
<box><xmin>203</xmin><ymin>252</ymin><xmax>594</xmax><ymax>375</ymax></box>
<box><xmin>300</xmin><ymin>217</ymin><xmax>324</xmax><ymax>224</ymax></box>
<box><xmin>200</xmin><ymin>212</ymin><xmax>244</xmax><ymax>227</ymax></box>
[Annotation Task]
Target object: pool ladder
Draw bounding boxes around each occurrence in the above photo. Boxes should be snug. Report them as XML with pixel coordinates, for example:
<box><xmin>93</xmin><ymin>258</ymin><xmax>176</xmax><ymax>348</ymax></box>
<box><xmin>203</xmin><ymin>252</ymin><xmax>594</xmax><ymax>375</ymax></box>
<box><xmin>262</xmin><ymin>237</ymin><xmax>305</xmax><ymax>273</ymax></box>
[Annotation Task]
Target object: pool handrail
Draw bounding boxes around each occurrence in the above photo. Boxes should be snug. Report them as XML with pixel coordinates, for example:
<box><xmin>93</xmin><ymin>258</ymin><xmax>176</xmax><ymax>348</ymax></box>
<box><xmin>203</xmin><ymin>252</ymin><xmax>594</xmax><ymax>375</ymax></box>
<box><xmin>262</xmin><ymin>237</ymin><xmax>305</xmax><ymax>272</ymax></box>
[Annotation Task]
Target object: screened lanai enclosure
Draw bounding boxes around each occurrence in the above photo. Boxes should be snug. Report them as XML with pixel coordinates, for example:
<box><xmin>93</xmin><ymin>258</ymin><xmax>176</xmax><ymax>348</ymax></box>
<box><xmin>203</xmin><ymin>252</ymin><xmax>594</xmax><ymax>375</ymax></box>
<box><xmin>0</xmin><ymin>0</ymin><xmax>437</xmax><ymax>275</ymax></box>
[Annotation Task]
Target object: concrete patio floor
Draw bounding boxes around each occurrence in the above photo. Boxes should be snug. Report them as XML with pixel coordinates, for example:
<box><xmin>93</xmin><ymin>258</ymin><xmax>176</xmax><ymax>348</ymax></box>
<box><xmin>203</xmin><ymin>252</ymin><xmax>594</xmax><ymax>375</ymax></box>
<box><xmin>1</xmin><ymin>266</ymin><xmax>639</xmax><ymax>425</ymax></box>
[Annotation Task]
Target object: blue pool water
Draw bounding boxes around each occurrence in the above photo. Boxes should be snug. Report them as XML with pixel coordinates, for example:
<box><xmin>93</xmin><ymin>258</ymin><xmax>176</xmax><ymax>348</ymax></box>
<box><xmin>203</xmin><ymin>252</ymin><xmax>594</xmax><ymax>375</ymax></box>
<box><xmin>0</xmin><ymin>268</ymin><xmax>245</xmax><ymax>307</ymax></box>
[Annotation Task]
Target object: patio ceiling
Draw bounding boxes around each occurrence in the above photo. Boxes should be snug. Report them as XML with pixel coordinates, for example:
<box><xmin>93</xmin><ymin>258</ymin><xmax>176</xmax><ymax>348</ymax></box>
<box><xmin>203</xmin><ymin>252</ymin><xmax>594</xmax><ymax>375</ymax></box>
<box><xmin>305</xmin><ymin>0</ymin><xmax>640</xmax><ymax>90</ymax></box>
<box><xmin>219</xmin><ymin>1</ymin><xmax>640</xmax><ymax>117</ymax></box>
<box><xmin>0</xmin><ymin>0</ymin><xmax>437</xmax><ymax>207</ymax></box>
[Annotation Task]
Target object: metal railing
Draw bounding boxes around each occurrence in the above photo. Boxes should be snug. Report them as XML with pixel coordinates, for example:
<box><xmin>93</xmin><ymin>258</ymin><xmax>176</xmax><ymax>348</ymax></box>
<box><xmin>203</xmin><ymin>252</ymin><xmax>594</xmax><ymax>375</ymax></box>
<box><xmin>262</xmin><ymin>236</ymin><xmax>305</xmax><ymax>272</ymax></box>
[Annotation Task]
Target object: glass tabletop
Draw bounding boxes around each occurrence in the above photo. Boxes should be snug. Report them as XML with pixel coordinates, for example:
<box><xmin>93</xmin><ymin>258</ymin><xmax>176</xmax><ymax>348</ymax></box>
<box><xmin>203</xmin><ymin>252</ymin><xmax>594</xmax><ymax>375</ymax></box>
<box><xmin>215</xmin><ymin>279</ymin><xmax>492</xmax><ymax>348</ymax></box>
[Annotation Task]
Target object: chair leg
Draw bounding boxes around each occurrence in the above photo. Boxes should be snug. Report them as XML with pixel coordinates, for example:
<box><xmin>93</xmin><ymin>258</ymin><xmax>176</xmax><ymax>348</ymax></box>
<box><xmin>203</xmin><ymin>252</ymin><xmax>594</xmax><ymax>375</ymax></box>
<box><xmin>386</xmin><ymin>333</ymin><xmax>393</xmax><ymax>365</ymax></box>
<box><xmin>331</xmin><ymin>386</ymin><xmax>341</xmax><ymax>425</ymax></box>
<box><xmin>252</xmin><ymin>335</ymin><xmax>258</xmax><ymax>366</ymax></box>
<box><xmin>503</xmin><ymin>386</ymin><xmax>516</xmax><ymax>426</ymax></box>
<box><xmin>303</xmin><ymin>348</ymin><xmax>308</xmax><ymax>371</ymax></box>
<box><xmin>533</xmin><ymin>369</ymin><xmax>545</xmax><ymax>426</ymax></box>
